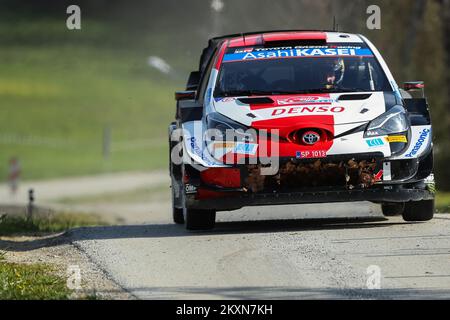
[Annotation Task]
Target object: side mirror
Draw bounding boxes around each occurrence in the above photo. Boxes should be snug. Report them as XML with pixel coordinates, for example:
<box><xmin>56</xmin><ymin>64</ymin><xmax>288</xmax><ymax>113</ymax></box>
<box><xmin>186</xmin><ymin>71</ymin><xmax>201</xmax><ymax>91</ymax></box>
<box><xmin>404</xmin><ymin>81</ymin><xmax>425</xmax><ymax>98</ymax></box>
<box><xmin>404</xmin><ymin>81</ymin><xmax>425</xmax><ymax>91</ymax></box>
<box><xmin>175</xmin><ymin>90</ymin><xmax>196</xmax><ymax>101</ymax></box>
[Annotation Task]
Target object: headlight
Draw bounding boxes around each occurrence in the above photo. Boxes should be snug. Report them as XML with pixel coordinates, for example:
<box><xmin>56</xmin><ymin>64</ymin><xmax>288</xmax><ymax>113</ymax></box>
<box><xmin>206</xmin><ymin>112</ymin><xmax>255</xmax><ymax>143</ymax></box>
<box><xmin>364</xmin><ymin>105</ymin><xmax>409</xmax><ymax>137</ymax></box>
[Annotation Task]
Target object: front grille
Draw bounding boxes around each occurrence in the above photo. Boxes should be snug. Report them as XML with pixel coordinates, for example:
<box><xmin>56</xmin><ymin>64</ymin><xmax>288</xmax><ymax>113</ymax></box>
<box><xmin>244</xmin><ymin>159</ymin><xmax>380</xmax><ymax>193</ymax></box>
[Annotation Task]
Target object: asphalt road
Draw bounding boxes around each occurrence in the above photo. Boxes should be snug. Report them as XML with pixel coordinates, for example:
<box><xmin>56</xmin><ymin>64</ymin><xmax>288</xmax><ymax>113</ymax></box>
<box><xmin>69</xmin><ymin>203</ymin><xmax>450</xmax><ymax>300</ymax></box>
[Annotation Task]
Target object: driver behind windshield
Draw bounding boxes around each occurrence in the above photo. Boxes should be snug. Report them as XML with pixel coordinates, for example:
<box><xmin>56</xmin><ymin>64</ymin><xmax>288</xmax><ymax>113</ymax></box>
<box><xmin>325</xmin><ymin>58</ymin><xmax>345</xmax><ymax>90</ymax></box>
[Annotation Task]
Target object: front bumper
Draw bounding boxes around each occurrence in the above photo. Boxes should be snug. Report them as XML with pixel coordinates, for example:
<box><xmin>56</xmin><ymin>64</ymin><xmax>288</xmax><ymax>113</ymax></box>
<box><xmin>186</xmin><ymin>185</ymin><xmax>434</xmax><ymax>211</ymax></box>
<box><xmin>181</xmin><ymin>151</ymin><xmax>434</xmax><ymax>211</ymax></box>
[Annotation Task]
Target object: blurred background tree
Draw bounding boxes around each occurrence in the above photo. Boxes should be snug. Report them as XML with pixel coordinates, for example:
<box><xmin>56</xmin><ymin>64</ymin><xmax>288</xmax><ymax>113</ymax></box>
<box><xmin>0</xmin><ymin>0</ymin><xmax>448</xmax><ymax>189</ymax></box>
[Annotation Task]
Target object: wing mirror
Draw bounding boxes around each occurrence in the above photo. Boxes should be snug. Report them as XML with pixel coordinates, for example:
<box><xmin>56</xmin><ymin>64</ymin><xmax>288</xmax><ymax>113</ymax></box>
<box><xmin>175</xmin><ymin>90</ymin><xmax>196</xmax><ymax>101</ymax></box>
<box><xmin>404</xmin><ymin>81</ymin><xmax>425</xmax><ymax>98</ymax></box>
<box><xmin>186</xmin><ymin>71</ymin><xmax>201</xmax><ymax>91</ymax></box>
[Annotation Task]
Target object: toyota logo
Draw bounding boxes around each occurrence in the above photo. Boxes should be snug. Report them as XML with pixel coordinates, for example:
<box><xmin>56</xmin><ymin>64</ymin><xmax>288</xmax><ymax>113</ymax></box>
<box><xmin>302</xmin><ymin>131</ymin><xmax>321</xmax><ymax>145</ymax></box>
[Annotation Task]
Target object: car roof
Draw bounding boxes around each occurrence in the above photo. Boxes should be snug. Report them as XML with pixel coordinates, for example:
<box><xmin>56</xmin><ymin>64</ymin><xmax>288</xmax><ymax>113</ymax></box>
<box><xmin>199</xmin><ymin>30</ymin><xmax>364</xmax><ymax>73</ymax></box>
<box><xmin>226</xmin><ymin>31</ymin><xmax>363</xmax><ymax>47</ymax></box>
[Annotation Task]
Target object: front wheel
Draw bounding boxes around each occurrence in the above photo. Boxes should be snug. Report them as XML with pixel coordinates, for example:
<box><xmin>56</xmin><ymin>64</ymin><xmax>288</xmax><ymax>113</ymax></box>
<box><xmin>171</xmin><ymin>181</ymin><xmax>184</xmax><ymax>224</ymax></box>
<box><xmin>172</xmin><ymin>206</ymin><xmax>185</xmax><ymax>225</ymax></box>
<box><xmin>402</xmin><ymin>199</ymin><xmax>435</xmax><ymax>222</ymax></box>
<box><xmin>184</xmin><ymin>208</ymin><xmax>216</xmax><ymax>231</ymax></box>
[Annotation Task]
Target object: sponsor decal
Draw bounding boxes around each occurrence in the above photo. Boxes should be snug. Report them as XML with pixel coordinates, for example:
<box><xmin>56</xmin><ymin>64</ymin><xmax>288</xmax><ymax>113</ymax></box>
<box><xmin>190</xmin><ymin>137</ymin><xmax>203</xmax><ymax>156</ymax></box>
<box><xmin>425</xmin><ymin>174</ymin><xmax>436</xmax><ymax>194</ymax></box>
<box><xmin>212</xmin><ymin>142</ymin><xmax>235</xmax><ymax>150</ymax></box>
<box><xmin>234</xmin><ymin>48</ymin><xmax>254</xmax><ymax>53</ymax></box>
<box><xmin>296</xmin><ymin>150</ymin><xmax>327</xmax><ymax>159</ymax></box>
<box><xmin>223</xmin><ymin>47</ymin><xmax>373</xmax><ymax>62</ymax></box>
<box><xmin>256</xmin><ymin>45</ymin><xmax>364</xmax><ymax>51</ymax></box>
<box><xmin>271</xmin><ymin>105</ymin><xmax>345</xmax><ymax>116</ymax></box>
<box><xmin>215</xmin><ymin>97</ymin><xmax>236</xmax><ymax>102</ymax></box>
<box><xmin>185</xmin><ymin>184</ymin><xmax>197</xmax><ymax>194</ymax></box>
<box><xmin>211</xmin><ymin>142</ymin><xmax>258</xmax><ymax>155</ymax></box>
<box><xmin>385</xmin><ymin>135</ymin><xmax>407</xmax><ymax>143</ymax></box>
<box><xmin>405</xmin><ymin>128</ymin><xmax>431</xmax><ymax>158</ymax></box>
<box><xmin>205</xmin><ymin>88</ymin><xmax>212</xmax><ymax>103</ymax></box>
<box><xmin>190</xmin><ymin>137</ymin><xmax>215</xmax><ymax>166</ymax></box>
<box><xmin>366</xmin><ymin>138</ymin><xmax>385</xmax><ymax>147</ymax></box>
<box><xmin>365</xmin><ymin>131</ymin><xmax>380</xmax><ymax>137</ymax></box>
<box><xmin>233</xmin><ymin>143</ymin><xmax>258</xmax><ymax>155</ymax></box>
<box><xmin>277</xmin><ymin>96</ymin><xmax>334</xmax><ymax>105</ymax></box>
<box><xmin>374</xmin><ymin>170</ymin><xmax>383</xmax><ymax>182</ymax></box>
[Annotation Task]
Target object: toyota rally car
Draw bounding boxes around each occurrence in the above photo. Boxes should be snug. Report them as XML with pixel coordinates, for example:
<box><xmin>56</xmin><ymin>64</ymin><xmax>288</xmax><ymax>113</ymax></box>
<box><xmin>169</xmin><ymin>31</ymin><xmax>435</xmax><ymax>230</ymax></box>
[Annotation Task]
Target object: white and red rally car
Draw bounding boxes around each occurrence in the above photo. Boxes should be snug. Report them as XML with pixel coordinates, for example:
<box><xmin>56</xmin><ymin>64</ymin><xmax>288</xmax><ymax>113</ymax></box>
<box><xmin>169</xmin><ymin>31</ymin><xmax>435</xmax><ymax>230</ymax></box>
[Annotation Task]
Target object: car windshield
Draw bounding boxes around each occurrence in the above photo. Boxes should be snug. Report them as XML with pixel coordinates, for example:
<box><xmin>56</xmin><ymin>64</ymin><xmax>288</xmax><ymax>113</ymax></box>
<box><xmin>214</xmin><ymin>44</ymin><xmax>392</xmax><ymax>97</ymax></box>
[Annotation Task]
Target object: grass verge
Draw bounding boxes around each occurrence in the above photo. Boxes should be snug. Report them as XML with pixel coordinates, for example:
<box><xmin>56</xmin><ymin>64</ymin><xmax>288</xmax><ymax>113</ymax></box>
<box><xmin>0</xmin><ymin>258</ymin><xmax>71</xmax><ymax>300</ymax></box>
<box><xmin>0</xmin><ymin>211</ymin><xmax>106</xmax><ymax>236</ymax></box>
<box><xmin>0</xmin><ymin>211</ymin><xmax>106</xmax><ymax>299</ymax></box>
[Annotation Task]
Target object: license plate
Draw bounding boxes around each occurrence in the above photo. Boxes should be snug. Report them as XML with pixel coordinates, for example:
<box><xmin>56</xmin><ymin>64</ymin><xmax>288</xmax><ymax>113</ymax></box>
<box><xmin>296</xmin><ymin>150</ymin><xmax>327</xmax><ymax>159</ymax></box>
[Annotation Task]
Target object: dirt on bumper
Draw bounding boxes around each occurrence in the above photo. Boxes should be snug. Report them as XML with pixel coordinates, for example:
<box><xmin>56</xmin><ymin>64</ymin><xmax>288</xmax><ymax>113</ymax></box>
<box><xmin>244</xmin><ymin>159</ymin><xmax>379</xmax><ymax>193</ymax></box>
<box><xmin>186</xmin><ymin>156</ymin><xmax>433</xmax><ymax>210</ymax></box>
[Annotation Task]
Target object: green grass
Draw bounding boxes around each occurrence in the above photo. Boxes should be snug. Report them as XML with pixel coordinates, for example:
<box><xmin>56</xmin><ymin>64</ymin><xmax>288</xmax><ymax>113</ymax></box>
<box><xmin>0</xmin><ymin>209</ymin><xmax>106</xmax><ymax>299</ymax></box>
<box><xmin>0</xmin><ymin>19</ymin><xmax>187</xmax><ymax>181</ymax></box>
<box><xmin>0</xmin><ymin>260</ymin><xmax>71</xmax><ymax>300</ymax></box>
<box><xmin>436</xmin><ymin>192</ymin><xmax>450</xmax><ymax>213</ymax></box>
<box><xmin>0</xmin><ymin>212</ymin><xmax>106</xmax><ymax>236</ymax></box>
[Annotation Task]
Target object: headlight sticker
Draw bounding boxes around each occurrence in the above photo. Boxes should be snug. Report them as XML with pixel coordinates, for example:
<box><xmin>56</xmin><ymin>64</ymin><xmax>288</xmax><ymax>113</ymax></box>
<box><xmin>211</xmin><ymin>142</ymin><xmax>258</xmax><ymax>156</ymax></box>
<box><xmin>212</xmin><ymin>142</ymin><xmax>236</xmax><ymax>150</ymax></box>
<box><xmin>366</xmin><ymin>138</ymin><xmax>385</xmax><ymax>147</ymax></box>
<box><xmin>234</xmin><ymin>143</ymin><xmax>258</xmax><ymax>155</ymax></box>
<box><xmin>385</xmin><ymin>135</ymin><xmax>407</xmax><ymax>143</ymax></box>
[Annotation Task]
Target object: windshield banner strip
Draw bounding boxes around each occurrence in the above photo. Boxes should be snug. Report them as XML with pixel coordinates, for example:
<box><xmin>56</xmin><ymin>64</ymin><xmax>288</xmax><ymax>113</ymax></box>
<box><xmin>223</xmin><ymin>48</ymin><xmax>374</xmax><ymax>63</ymax></box>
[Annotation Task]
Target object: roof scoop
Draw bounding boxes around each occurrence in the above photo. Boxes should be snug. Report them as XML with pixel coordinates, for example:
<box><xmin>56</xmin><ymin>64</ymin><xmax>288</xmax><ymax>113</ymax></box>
<box><xmin>237</xmin><ymin>97</ymin><xmax>274</xmax><ymax>105</ymax></box>
<box><xmin>263</xmin><ymin>32</ymin><xmax>327</xmax><ymax>43</ymax></box>
<box><xmin>337</xmin><ymin>94</ymin><xmax>372</xmax><ymax>101</ymax></box>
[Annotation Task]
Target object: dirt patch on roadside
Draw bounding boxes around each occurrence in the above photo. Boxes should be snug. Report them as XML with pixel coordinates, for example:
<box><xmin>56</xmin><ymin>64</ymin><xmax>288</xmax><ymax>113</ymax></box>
<box><xmin>0</xmin><ymin>233</ymin><xmax>134</xmax><ymax>300</ymax></box>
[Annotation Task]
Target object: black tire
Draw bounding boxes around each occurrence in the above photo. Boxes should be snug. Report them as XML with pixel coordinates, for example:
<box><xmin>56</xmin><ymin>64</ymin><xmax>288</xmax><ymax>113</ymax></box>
<box><xmin>381</xmin><ymin>203</ymin><xmax>405</xmax><ymax>217</ymax></box>
<box><xmin>184</xmin><ymin>209</ymin><xmax>216</xmax><ymax>231</ymax></box>
<box><xmin>171</xmin><ymin>180</ymin><xmax>184</xmax><ymax>224</ymax></box>
<box><xmin>402</xmin><ymin>200</ymin><xmax>435</xmax><ymax>222</ymax></box>
<box><xmin>169</xmin><ymin>129</ymin><xmax>184</xmax><ymax>225</ymax></box>
<box><xmin>173</xmin><ymin>206</ymin><xmax>184</xmax><ymax>224</ymax></box>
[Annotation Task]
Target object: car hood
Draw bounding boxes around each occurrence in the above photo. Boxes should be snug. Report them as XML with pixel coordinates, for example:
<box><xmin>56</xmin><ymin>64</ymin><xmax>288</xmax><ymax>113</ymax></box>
<box><xmin>212</xmin><ymin>92</ymin><xmax>392</xmax><ymax>137</ymax></box>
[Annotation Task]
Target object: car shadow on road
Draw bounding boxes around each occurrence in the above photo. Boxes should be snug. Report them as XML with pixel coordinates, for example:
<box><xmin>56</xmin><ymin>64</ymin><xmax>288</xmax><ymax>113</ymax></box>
<box><xmin>125</xmin><ymin>285</ymin><xmax>450</xmax><ymax>300</ymax></box>
<box><xmin>0</xmin><ymin>216</ymin><xmax>408</xmax><ymax>252</ymax></box>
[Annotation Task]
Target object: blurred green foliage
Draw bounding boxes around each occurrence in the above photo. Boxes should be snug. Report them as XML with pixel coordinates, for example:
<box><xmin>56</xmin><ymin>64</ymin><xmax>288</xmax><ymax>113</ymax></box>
<box><xmin>436</xmin><ymin>192</ymin><xmax>450</xmax><ymax>213</ymax></box>
<box><xmin>0</xmin><ymin>0</ymin><xmax>448</xmax><ymax>189</ymax></box>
